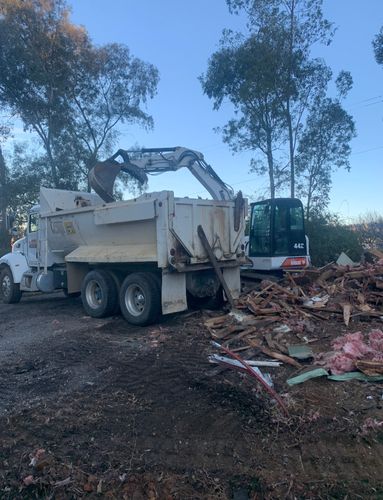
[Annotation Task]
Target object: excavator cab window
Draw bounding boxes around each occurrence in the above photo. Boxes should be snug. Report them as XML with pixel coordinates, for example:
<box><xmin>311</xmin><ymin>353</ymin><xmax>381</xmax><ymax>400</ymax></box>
<box><xmin>249</xmin><ymin>202</ymin><xmax>271</xmax><ymax>256</ymax></box>
<box><xmin>249</xmin><ymin>198</ymin><xmax>306</xmax><ymax>257</ymax></box>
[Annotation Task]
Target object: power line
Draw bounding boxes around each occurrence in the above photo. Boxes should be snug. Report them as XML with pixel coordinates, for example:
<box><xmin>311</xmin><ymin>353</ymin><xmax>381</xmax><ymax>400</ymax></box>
<box><xmin>352</xmin><ymin>145</ymin><xmax>383</xmax><ymax>156</ymax></box>
<box><xmin>363</xmin><ymin>99</ymin><xmax>383</xmax><ymax>107</ymax></box>
<box><xmin>348</xmin><ymin>95</ymin><xmax>383</xmax><ymax>108</ymax></box>
<box><xmin>352</xmin><ymin>95</ymin><xmax>382</xmax><ymax>105</ymax></box>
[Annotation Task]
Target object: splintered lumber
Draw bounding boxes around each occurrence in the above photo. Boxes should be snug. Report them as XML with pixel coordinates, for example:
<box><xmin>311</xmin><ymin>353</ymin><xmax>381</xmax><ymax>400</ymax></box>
<box><xmin>248</xmin><ymin>340</ymin><xmax>302</xmax><ymax>368</ymax></box>
<box><xmin>204</xmin><ymin>316</ymin><xmax>228</xmax><ymax>329</ymax></box>
<box><xmin>263</xmin><ymin>280</ymin><xmax>299</xmax><ymax>300</ymax></box>
<box><xmin>367</xmin><ymin>248</ymin><xmax>383</xmax><ymax>260</ymax></box>
<box><xmin>247</xmin><ymin>306</ymin><xmax>282</xmax><ymax>315</ymax></box>
<box><xmin>317</xmin><ymin>268</ymin><xmax>336</xmax><ymax>282</ymax></box>
<box><xmin>345</xmin><ymin>270</ymin><xmax>369</xmax><ymax>280</ymax></box>
<box><xmin>355</xmin><ymin>359</ymin><xmax>383</xmax><ymax>376</ymax></box>
<box><xmin>208</xmin><ymin>260</ymin><xmax>383</xmax><ymax>351</ymax></box>
<box><xmin>224</xmin><ymin>327</ymin><xmax>257</xmax><ymax>346</ymax></box>
<box><xmin>248</xmin><ymin>317</ymin><xmax>280</xmax><ymax>328</ymax></box>
<box><xmin>230</xmin><ymin>345</ymin><xmax>252</xmax><ymax>353</ymax></box>
<box><xmin>210</xmin><ymin>325</ymin><xmax>245</xmax><ymax>340</ymax></box>
<box><xmin>342</xmin><ymin>303</ymin><xmax>352</xmax><ymax>326</ymax></box>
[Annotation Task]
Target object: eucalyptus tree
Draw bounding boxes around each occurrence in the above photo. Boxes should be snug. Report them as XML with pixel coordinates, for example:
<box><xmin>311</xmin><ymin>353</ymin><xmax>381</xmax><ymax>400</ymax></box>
<box><xmin>0</xmin><ymin>0</ymin><xmax>159</xmax><ymax>190</ymax></box>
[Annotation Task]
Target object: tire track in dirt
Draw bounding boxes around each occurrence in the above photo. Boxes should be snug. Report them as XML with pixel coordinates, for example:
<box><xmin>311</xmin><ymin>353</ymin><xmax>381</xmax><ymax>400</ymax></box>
<box><xmin>299</xmin><ymin>439</ymin><xmax>383</xmax><ymax>482</ymax></box>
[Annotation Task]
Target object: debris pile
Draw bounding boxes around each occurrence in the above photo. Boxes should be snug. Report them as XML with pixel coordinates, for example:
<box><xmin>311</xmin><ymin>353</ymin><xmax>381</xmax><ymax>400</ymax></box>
<box><xmin>206</xmin><ymin>261</ymin><xmax>383</xmax><ymax>350</ymax></box>
<box><xmin>240</xmin><ymin>261</ymin><xmax>383</xmax><ymax>327</ymax></box>
<box><xmin>206</xmin><ymin>258</ymin><xmax>383</xmax><ymax>390</ymax></box>
<box><xmin>316</xmin><ymin>329</ymin><xmax>383</xmax><ymax>375</ymax></box>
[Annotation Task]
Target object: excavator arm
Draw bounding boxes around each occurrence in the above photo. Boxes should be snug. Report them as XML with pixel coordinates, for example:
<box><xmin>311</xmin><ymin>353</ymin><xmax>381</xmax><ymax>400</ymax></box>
<box><xmin>89</xmin><ymin>146</ymin><xmax>235</xmax><ymax>203</ymax></box>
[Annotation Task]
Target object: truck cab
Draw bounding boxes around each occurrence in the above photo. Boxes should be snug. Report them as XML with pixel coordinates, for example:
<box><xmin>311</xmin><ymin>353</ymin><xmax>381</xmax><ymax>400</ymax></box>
<box><xmin>18</xmin><ymin>205</ymin><xmax>40</xmax><ymax>267</ymax></box>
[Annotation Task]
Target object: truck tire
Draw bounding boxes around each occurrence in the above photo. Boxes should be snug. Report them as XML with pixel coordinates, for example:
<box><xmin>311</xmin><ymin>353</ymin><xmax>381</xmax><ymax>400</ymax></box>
<box><xmin>0</xmin><ymin>266</ymin><xmax>22</xmax><ymax>304</ymax></box>
<box><xmin>119</xmin><ymin>272</ymin><xmax>161</xmax><ymax>326</ymax></box>
<box><xmin>81</xmin><ymin>269</ymin><xmax>119</xmax><ymax>318</ymax></box>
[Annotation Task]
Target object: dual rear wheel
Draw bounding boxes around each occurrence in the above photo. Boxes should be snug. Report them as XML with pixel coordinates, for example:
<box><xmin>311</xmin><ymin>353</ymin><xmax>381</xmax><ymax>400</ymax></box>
<box><xmin>81</xmin><ymin>270</ymin><xmax>161</xmax><ymax>326</ymax></box>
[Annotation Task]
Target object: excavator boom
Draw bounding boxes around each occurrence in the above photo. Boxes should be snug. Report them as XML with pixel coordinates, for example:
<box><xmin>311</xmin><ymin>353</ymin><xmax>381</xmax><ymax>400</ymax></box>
<box><xmin>89</xmin><ymin>147</ymin><xmax>234</xmax><ymax>202</ymax></box>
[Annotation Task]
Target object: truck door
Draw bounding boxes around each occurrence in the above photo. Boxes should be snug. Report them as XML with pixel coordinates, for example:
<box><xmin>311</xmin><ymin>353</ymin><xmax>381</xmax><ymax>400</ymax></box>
<box><xmin>27</xmin><ymin>212</ymin><xmax>39</xmax><ymax>266</ymax></box>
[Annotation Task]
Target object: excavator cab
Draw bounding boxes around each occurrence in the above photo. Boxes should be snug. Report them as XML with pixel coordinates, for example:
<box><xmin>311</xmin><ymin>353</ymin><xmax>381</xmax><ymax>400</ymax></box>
<box><xmin>247</xmin><ymin>198</ymin><xmax>310</xmax><ymax>271</ymax></box>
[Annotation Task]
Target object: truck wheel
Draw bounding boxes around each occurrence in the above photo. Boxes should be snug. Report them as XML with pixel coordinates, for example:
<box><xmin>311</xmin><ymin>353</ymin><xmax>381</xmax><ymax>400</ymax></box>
<box><xmin>0</xmin><ymin>266</ymin><xmax>22</xmax><ymax>304</ymax></box>
<box><xmin>81</xmin><ymin>270</ymin><xmax>119</xmax><ymax>318</ymax></box>
<box><xmin>119</xmin><ymin>272</ymin><xmax>161</xmax><ymax>326</ymax></box>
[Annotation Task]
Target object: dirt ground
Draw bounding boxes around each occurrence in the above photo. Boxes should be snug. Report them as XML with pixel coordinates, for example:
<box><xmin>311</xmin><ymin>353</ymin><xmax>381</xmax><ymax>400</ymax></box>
<box><xmin>0</xmin><ymin>292</ymin><xmax>382</xmax><ymax>499</ymax></box>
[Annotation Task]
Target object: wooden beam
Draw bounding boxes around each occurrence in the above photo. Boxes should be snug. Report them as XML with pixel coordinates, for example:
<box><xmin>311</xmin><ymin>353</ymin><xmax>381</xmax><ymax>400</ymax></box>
<box><xmin>197</xmin><ymin>225</ymin><xmax>235</xmax><ymax>309</ymax></box>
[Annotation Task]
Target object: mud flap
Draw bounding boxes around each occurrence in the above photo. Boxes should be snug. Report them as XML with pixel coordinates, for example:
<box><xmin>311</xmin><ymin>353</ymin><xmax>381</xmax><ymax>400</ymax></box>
<box><xmin>161</xmin><ymin>271</ymin><xmax>187</xmax><ymax>315</ymax></box>
<box><xmin>222</xmin><ymin>267</ymin><xmax>241</xmax><ymax>300</ymax></box>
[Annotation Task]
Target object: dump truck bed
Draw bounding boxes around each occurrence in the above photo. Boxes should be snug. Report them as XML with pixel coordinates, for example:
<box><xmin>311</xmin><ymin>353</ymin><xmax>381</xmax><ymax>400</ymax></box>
<box><xmin>39</xmin><ymin>189</ymin><xmax>244</xmax><ymax>270</ymax></box>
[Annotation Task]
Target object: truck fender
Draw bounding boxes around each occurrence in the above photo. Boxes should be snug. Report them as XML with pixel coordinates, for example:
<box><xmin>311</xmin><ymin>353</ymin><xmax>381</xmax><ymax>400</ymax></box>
<box><xmin>0</xmin><ymin>252</ymin><xmax>30</xmax><ymax>284</ymax></box>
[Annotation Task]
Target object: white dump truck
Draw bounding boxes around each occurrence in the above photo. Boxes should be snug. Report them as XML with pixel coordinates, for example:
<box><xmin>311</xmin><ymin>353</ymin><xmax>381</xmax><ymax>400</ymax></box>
<box><xmin>0</xmin><ymin>147</ymin><xmax>247</xmax><ymax>325</ymax></box>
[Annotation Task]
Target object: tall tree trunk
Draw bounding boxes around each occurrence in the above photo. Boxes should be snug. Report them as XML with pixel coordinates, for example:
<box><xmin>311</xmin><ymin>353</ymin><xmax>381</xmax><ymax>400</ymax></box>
<box><xmin>287</xmin><ymin>0</ymin><xmax>296</xmax><ymax>198</ymax></box>
<box><xmin>266</xmin><ymin>131</ymin><xmax>275</xmax><ymax>199</ymax></box>
<box><xmin>0</xmin><ymin>146</ymin><xmax>10</xmax><ymax>252</ymax></box>
<box><xmin>45</xmin><ymin>138</ymin><xmax>59</xmax><ymax>187</ymax></box>
<box><xmin>86</xmin><ymin>153</ymin><xmax>97</xmax><ymax>192</ymax></box>
<box><xmin>0</xmin><ymin>146</ymin><xmax>7</xmax><ymax>230</ymax></box>
<box><xmin>305</xmin><ymin>175</ymin><xmax>313</xmax><ymax>220</ymax></box>
<box><xmin>287</xmin><ymin>101</ymin><xmax>295</xmax><ymax>198</ymax></box>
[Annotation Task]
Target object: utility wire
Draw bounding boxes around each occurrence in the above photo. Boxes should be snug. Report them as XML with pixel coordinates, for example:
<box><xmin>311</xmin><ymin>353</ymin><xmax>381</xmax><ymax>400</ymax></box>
<box><xmin>351</xmin><ymin>145</ymin><xmax>383</xmax><ymax>156</ymax></box>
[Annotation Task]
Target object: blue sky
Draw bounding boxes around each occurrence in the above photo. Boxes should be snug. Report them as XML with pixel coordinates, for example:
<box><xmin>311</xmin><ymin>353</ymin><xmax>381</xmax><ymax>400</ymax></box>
<box><xmin>29</xmin><ymin>1</ymin><xmax>383</xmax><ymax>220</ymax></box>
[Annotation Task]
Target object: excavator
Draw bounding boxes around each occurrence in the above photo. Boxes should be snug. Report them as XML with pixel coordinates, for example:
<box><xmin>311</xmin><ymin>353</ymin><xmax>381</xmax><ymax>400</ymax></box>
<box><xmin>90</xmin><ymin>146</ymin><xmax>310</xmax><ymax>272</ymax></box>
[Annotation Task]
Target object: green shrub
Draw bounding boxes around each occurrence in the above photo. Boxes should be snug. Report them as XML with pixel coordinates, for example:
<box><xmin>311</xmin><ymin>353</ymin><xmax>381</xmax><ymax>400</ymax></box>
<box><xmin>306</xmin><ymin>214</ymin><xmax>363</xmax><ymax>267</ymax></box>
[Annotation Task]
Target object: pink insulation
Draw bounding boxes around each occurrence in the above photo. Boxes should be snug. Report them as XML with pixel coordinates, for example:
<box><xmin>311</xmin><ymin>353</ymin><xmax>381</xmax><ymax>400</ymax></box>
<box><xmin>369</xmin><ymin>329</ymin><xmax>383</xmax><ymax>351</ymax></box>
<box><xmin>317</xmin><ymin>329</ymin><xmax>383</xmax><ymax>375</ymax></box>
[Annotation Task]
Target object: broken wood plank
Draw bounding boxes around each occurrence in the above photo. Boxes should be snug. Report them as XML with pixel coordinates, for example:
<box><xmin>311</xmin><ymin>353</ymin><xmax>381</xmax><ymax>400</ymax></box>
<box><xmin>317</xmin><ymin>268</ymin><xmax>336</xmax><ymax>282</ymax></box>
<box><xmin>224</xmin><ymin>327</ymin><xmax>257</xmax><ymax>346</ymax></box>
<box><xmin>344</xmin><ymin>270</ymin><xmax>368</xmax><ymax>279</ymax></box>
<box><xmin>264</xmin><ymin>333</ymin><xmax>276</xmax><ymax>350</ymax></box>
<box><xmin>249</xmin><ymin>281</ymin><xmax>276</xmax><ymax>300</ymax></box>
<box><xmin>366</xmin><ymin>248</ymin><xmax>383</xmax><ymax>260</ymax></box>
<box><xmin>355</xmin><ymin>359</ymin><xmax>383</xmax><ymax>376</ymax></box>
<box><xmin>248</xmin><ymin>340</ymin><xmax>302</xmax><ymax>368</ymax></box>
<box><xmin>342</xmin><ymin>303</ymin><xmax>352</xmax><ymax>326</ymax></box>
<box><xmin>230</xmin><ymin>345</ymin><xmax>252</xmax><ymax>353</ymax></box>
<box><xmin>210</xmin><ymin>325</ymin><xmax>245</xmax><ymax>340</ymax></box>
<box><xmin>204</xmin><ymin>315</ymin><xmax>229</xmax><ymax>328</ymax></box>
